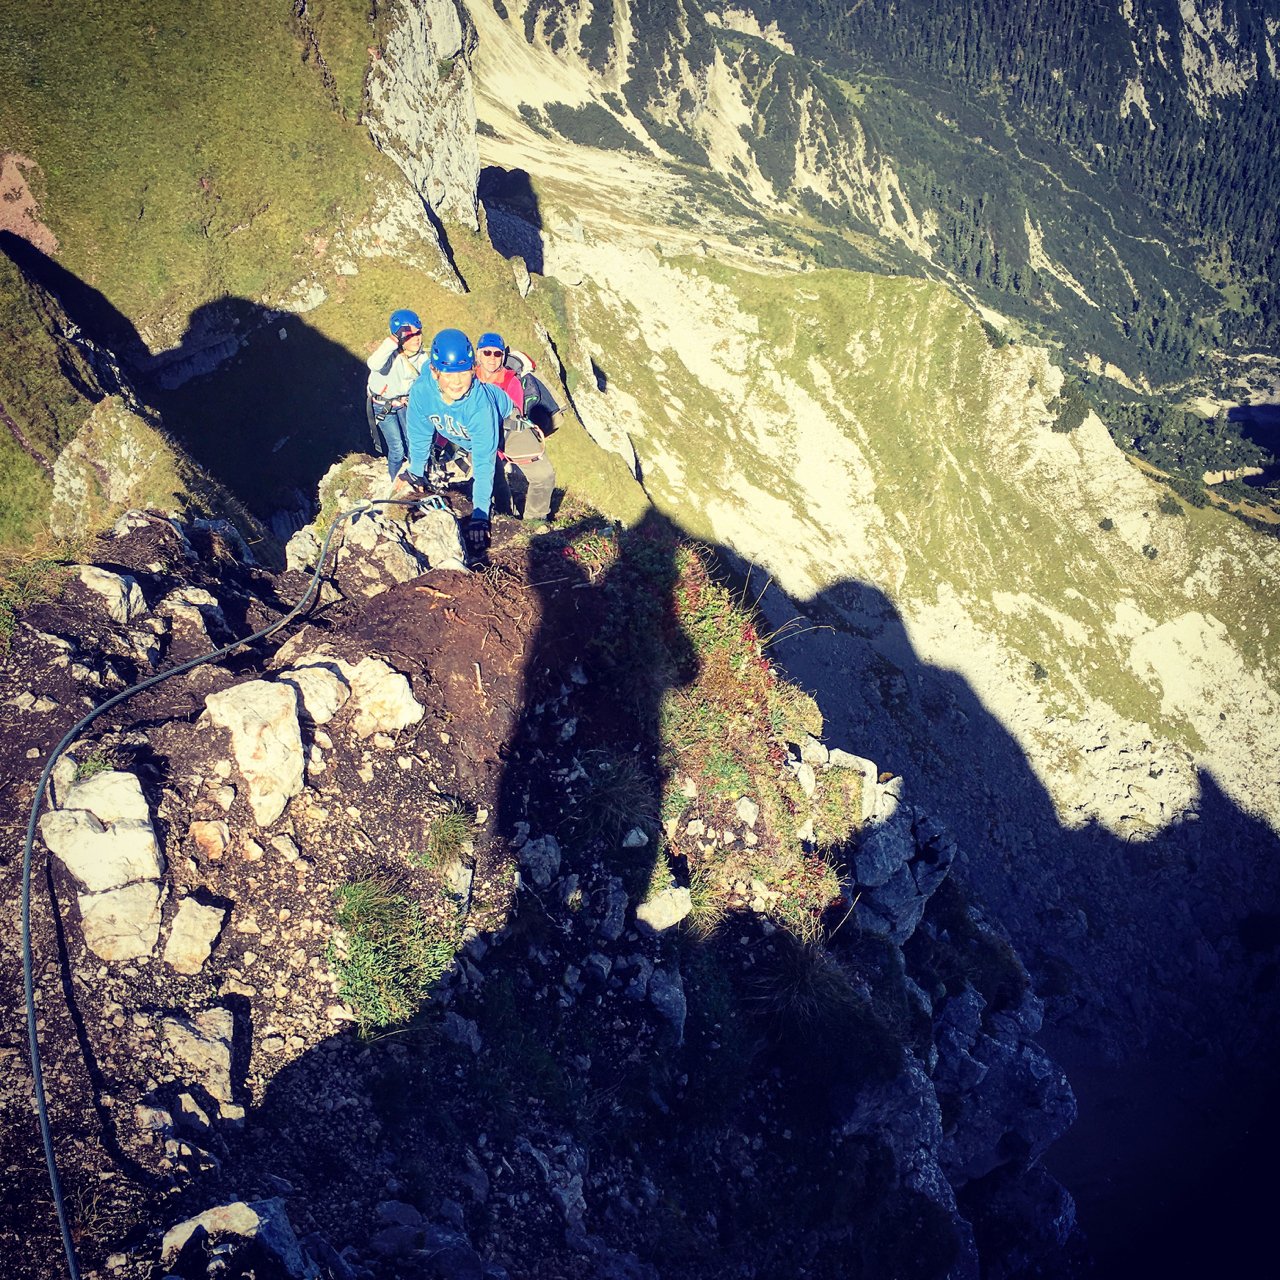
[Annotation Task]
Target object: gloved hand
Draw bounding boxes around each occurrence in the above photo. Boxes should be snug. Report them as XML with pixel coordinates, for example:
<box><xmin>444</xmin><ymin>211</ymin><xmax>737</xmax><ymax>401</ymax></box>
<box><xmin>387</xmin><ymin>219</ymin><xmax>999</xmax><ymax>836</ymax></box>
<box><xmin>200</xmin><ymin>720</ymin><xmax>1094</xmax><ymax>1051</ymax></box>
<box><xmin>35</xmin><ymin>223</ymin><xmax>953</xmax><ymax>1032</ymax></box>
<box><xmin>426</xmin><ymin>449</ymin><xmax>449</xmax><ymax>493</ymax></box>
<box><xmin>464</xmin><ymin>515</ymin><xmax>490</xmax><ymax>557</ymax></box>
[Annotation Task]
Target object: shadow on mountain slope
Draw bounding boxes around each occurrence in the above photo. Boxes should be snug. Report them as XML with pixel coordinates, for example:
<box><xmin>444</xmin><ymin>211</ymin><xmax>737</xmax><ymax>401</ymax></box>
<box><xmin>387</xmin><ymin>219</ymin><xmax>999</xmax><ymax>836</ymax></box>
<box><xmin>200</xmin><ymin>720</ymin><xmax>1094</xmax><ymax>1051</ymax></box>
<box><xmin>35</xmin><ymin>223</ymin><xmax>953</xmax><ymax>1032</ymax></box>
<box><xmin>0</xmin><ymin>229</ymin><xmax>149</xmax><ymax>370</ymax></box>
<box><xmin>1</xmin><ymin>235</ymin><xmax>367</xmax><ymax>526</ymax></box>
<box><xmin>147</xmin><ymin>297</ymin><xmax>367</xmax><ymax>524</ymax></box>
<box><xmin>750</xmin><ymin>571</ymin><xmax>1280</xmax><ymax>1278</ymax></box>
<box><xmin>479</xmin><ymin>167</ymin><xmax>545</xmax><ymax>276</ymax></box>
<box><xmin>11</xmin><ymin>513</ymin><xmax>1279</xmax><ymax>1278</ymax></box>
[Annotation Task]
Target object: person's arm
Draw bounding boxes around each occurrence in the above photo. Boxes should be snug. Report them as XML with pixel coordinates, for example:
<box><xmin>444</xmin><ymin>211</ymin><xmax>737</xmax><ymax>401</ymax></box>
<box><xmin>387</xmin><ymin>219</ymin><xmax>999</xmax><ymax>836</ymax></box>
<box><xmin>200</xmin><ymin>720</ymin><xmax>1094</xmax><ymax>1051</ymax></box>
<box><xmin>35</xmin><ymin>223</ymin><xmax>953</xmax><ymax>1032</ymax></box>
<box><xmin>404</xmin><ymin>381</ymin><xmax>434</xmax><ymax>480</ymax></box>
<box><xmin>366</xmin><ymin>335</ymin><xmax>394</xmax><ymax>389</ymax></box>
<box><xmin>467</xmin><ymin>387</ymin><xmax>514</xmax><ymax>518</ymax></box>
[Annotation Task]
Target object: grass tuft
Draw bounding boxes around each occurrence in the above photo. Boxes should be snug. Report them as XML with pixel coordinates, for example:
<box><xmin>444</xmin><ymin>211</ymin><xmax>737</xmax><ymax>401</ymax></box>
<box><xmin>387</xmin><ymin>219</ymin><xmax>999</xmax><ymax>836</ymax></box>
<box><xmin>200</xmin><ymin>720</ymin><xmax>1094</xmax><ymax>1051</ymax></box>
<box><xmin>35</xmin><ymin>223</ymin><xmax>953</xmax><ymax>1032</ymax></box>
<box><xmin>0</xmin><ymin>556</ymin><xmax>68</xmax><ymax>650</ymax></box>
<box><xmin>326</xmin><ymin>877</ymin><xmax>460</xmax><ymax>1035</ymax></box>
<box><xmin>414</xmin><ymin>799</ymin><xmax>472</xmax><ymax>872</ymax></box>
<box><xmin>567</xmin><ymin>749</ymin><xmax>659</xmax><ymax>846</ymax></box>
<box><xmin>73</xmin><ymin>750</ymin><xmax>116</xmax><ymax>782</ymax></box>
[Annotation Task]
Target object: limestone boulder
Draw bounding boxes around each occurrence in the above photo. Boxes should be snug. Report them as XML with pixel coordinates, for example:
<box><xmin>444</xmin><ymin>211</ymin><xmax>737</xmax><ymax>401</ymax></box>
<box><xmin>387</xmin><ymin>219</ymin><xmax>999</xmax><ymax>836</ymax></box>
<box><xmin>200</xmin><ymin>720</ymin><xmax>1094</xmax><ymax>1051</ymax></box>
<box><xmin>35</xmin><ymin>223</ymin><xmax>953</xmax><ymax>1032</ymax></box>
<box><xmin>406</xmin><ymin>508</ymin><xmax>467</xmax><ymax>571</ymax></box>
<box><xmin>39</xmin><ymin>771</ymin><xmax>164</xmax><ymax>893</ymax></box>
<box><xmin>204</xmin><ymin>681</ymin><xmax>304</xmax><ymax>826</ymax></box>
<box><xmin>519</xmin><ymin>834</ymin><xmax>561</xmax><ymax>888</ymax></box>
<box><xmin>164</xmin><ymin>897</ymin><xmax>228</xmax><ymax>974</ymax></box>
<box><xmin>635</xmin><ymin>886</ymin><xmax>693</xmax><ymax>934</ymax></box>
<box><xmin>276</xmin><ymin>660</ymin><xmax>352</xmax><ymax>725</ymax></box>
<box><xmin>163</xmin><ymin>1006</ymin><xmax>236</xmax><ymax>1105</ymax></box>
<box><xmin>349</xmin><ymin>658</ymin><xmax>424</xmax><ymax>739</ymax></box>
<box><xmin>79</xmin><ymin>881</ymin><xmax>163</xmax><ymax>961</ymax></box>
<box><xmin>77</xmin><ymin>565</ymin><xmax>147</xmax><ymax>623</ymax></box>
<box><xmin>339</xmin><ymin>507</ymin><xmax>429</xmax><ymax>593</ymax></box>
<box><xmin>285</xmin><ymin>524</ymin><xmax>321</xmax><ymax>573</ymax></box>
<box><xmin>159</xmin><ymin>586</ymin><xmax>227</xmax><ymax>640</ymax></box>
<box><xmin>161</xmin><ymin>1198</ymin><xmax>318</xmax><ymax>1277</ymax></box>
<box><xmin>852</xmin><ymin>775</ymin><xmax>912</xmax><ymax>889</ymax></box>
<box><xmin>828</xmin><ymin>748</ymin><xmax>882</xmax><ymax>822</ymax></box>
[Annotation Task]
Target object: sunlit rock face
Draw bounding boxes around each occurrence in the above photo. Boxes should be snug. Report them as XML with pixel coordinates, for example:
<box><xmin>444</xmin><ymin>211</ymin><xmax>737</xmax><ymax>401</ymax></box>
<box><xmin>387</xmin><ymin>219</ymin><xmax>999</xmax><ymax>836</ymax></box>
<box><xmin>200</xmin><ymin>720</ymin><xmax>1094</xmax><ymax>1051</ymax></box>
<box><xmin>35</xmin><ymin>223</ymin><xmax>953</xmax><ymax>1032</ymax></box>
<box><xmin>366</xmin><ymin>0</ymin><xmax>481</xmax><ymax>229</ymax></box>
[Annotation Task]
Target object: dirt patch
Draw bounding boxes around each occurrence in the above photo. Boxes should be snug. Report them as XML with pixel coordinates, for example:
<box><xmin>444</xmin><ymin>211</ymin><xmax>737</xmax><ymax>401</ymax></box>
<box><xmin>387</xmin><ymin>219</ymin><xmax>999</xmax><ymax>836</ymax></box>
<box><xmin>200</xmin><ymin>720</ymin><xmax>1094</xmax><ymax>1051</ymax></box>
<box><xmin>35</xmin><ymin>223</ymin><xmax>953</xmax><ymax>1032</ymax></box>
<box><xmin>0</xmin><ymin>519</ymin><xmax>561</xmax><ymax>1277</ymax></box>
<box><xmin>0</xmin><ymin>155</ymin><xmax>58</xmax><ymax>256</ymax></box>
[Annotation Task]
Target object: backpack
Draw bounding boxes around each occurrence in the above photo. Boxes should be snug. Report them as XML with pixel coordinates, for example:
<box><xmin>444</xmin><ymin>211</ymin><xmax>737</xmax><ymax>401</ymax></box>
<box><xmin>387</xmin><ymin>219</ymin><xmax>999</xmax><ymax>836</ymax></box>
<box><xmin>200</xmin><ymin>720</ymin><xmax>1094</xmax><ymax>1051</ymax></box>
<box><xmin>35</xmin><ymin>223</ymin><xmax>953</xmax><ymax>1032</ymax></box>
<box><xmin>501</xmin><ymin>413</ymin><xmax>546</xmax><ymax>465</ymax></box>
<box><xmin>518</xmin><ymin>372</ymin><xmax>542</xmax><ymax>414</ymax></box>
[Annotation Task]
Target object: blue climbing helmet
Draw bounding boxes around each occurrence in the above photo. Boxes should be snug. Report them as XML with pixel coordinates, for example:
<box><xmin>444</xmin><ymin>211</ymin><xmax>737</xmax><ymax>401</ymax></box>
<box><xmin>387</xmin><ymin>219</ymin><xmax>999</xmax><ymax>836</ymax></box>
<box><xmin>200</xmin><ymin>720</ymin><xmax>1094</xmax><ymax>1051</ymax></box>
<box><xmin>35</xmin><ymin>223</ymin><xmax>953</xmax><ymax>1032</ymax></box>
<box><xmin>476</xmin><ymin>331</ymin><xmax>505</xmax><ymax>354</ymax></box>
<box><xmin>389</xmin><ymin>309</ymin><xmax>422</xmax><ymax>340</ymax></box>
<box><xmin>430</xmin><ymin>328</ymin><xmax>476</xmax><ymax>372</ymax></box>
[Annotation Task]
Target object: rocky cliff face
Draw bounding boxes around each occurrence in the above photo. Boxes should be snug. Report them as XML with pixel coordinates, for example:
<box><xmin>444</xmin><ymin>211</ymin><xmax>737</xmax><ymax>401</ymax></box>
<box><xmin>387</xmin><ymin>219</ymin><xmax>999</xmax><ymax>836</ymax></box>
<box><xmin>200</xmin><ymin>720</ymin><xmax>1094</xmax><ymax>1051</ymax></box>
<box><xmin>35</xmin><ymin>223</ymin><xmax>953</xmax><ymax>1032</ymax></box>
<box><xmin>2</xmin><ymin>467</ymin><xmax>1081</xmax><ymax>1278</ymax></box>
<box><xmin>366</xmin><ymin>0</ymin><xmax>483</xmax><ymax>232</ymax></box>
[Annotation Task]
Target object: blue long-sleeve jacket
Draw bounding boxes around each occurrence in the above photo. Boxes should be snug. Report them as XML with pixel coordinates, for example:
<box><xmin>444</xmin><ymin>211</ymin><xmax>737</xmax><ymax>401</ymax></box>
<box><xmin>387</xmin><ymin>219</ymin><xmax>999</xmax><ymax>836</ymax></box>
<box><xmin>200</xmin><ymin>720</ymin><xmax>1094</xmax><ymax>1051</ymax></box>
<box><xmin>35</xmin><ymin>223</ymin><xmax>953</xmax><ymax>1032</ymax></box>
<box><xmin>405</xmin><ymin>376</ymin><xmax>514</xmax><ymax>519</ymax></box>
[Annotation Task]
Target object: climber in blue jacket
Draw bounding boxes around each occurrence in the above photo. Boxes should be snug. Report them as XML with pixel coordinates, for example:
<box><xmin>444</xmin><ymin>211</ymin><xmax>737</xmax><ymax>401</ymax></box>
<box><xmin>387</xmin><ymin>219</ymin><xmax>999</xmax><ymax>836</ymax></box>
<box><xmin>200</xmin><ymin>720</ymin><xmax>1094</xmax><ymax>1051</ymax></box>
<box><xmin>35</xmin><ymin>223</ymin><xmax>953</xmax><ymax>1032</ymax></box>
<box><xmin>405</xmin><ymin>328</ymin><xmax>514</xmax><ymax>557</ymax></box>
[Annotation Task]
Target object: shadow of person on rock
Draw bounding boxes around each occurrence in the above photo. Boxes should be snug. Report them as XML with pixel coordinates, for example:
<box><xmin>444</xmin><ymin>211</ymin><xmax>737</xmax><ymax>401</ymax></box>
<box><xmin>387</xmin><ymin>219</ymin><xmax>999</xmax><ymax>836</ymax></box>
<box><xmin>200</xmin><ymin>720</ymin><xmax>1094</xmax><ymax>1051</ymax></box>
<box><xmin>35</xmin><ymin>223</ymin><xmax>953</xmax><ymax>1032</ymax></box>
<box><xmin>194</xmin><ymin>517</ymin><xmax>997</xmax><ymax>1278</ymax></box>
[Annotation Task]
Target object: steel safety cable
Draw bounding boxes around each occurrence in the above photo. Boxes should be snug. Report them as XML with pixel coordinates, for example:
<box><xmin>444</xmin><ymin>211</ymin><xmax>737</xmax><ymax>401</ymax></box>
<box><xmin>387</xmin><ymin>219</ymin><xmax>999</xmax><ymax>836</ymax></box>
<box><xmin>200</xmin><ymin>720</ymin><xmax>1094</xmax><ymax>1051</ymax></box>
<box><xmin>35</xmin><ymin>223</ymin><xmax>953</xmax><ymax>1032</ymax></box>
<box><xmin>20</xmin><ymin>494</ymin><xmax>446</xmax><ymax>1279</ymax></box>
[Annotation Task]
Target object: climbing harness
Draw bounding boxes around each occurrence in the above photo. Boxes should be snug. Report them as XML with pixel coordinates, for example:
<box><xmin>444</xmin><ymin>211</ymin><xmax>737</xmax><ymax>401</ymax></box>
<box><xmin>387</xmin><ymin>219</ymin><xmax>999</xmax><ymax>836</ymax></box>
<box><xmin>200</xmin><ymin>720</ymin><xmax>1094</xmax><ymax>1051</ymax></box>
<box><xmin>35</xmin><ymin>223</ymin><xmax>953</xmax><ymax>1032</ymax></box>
<box><xmin>20</xmin><ymin>495</ymin><xmax>441</xmax><ymax>1280</ymax></box>
<box><xmin>368</xmin><ymin>394</ymin><xmax>408</xmax><ymax>454</ymax></box>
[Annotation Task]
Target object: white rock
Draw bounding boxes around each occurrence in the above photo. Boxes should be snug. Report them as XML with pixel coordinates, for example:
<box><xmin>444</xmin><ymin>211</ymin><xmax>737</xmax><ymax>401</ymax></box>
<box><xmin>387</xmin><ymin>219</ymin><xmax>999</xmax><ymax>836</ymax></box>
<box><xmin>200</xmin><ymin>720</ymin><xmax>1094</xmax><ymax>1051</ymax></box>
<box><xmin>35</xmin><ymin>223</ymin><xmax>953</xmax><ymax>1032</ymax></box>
<box><xmin>406</xmin><ymin>509</ymin><xmax>467</xmax><ymax>570</ymax></box>
<box><xmin>160</xmin><ymin>1198</ymin><xmax>315</xmax><ymax>1275</ymax></box>
<box><xmin>365</xmin><ymin>0</ymin><xmax>479</xmax><ymax>230</ymax></box>
<box><xmin>164</xmin><ymin>898</ymin><xmax>228</xmax><ymax>974</ymax></box>
<box><xmin>39</xmin><ymin>772</ymin><xmax>164</xmax><ymax>893</ymax></box>
<box><xmin>349</xmin><ymin>658</ymin><xmax>424</xmax><ymax>739</ymax></box>
<box><xmin>204</xmin><ymin>681</ymin><xmax>304</xmax><ymax>826</ymax></box>
<box><xmin>519</xmin><ymin>835</ymin><xmax>561</xmax><ymax>888</ymax></box>
<box><xmin>159</xmin><ymin>587</ymin><xmax>226</xmax><ymax>633</ymax></box>
<box><xmin>635</xmin><ymin>887</ymin><xmax>693</xmax><ymax>933</ymax></box>
<box><xmin>735</xmin><ymin>796</ymin><xmax>760</xmax><ymax>827</ymax></box>
<box><xmin>61</xmin><ymin>770</ymin><xmax>151</xmax><ymax>824</ymax></box>
<box><xmin>162</xmin><ymin>1007</ymin><xmax>236</xmax><ymax>1104</ymax></box>
<box><xmin>340</xmin><ymin>508</ymin><xmax>430</xmax><ymax>589</ymax></box>
<box><xmin>828</xmin><ymin>750</ymin><xmax>881</xmax><ymax>822</ymax></box>
<box><xmin>79</xmin><ymin>881</ymin><xmax>163</xmax><ymax>961</ymax></box>
<box><xmin>276</xmin><ymin>661</ymin><xmax>351</xmax><ymax>725</ymax></box>
<box><xmin>513</xmin><ymin>256</ymin><xmax>532</xmax><ymax>298</ymax></box>
<box><xmin>77</xmin><ymin>565</ymin><xmax>147</xmax><ymax>623</ymax></box>
<box><xmin>285</xmin><ymin>525</ymin><xmax>321</xmax><ymax>573</ymax></box>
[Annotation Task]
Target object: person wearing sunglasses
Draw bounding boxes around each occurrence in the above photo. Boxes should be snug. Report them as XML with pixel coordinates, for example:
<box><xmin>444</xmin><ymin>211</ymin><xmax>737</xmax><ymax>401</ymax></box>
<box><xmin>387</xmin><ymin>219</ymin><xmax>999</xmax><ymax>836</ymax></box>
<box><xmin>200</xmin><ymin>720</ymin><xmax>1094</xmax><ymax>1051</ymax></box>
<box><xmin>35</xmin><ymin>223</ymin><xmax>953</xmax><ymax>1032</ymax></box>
<box><xmin>474</xmin><ymin>331</ymin><xmax>525</xmax><ymax>408</ymax></box>
<box><xmin>473</xmin><ymin>331</ymin><xmax>556</xmax><ymax>522</ymax></box>
<box><xmin>366</xmin><ymin>309</ymin><xmax>426</xmax><ymax>481</ymax></box>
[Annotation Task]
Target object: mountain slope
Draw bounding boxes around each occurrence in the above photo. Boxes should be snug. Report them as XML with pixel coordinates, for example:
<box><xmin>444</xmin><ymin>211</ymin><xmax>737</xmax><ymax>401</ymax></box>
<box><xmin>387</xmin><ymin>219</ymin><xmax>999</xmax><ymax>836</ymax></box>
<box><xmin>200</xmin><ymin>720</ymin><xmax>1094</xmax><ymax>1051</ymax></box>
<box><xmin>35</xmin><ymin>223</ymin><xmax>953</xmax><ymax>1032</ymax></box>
<box><xmin>471</xmin><ymin>0</ymin><xmax>1280</xmax><ymax>398</ymax></box>
<box><xmin>470</xmin><ymin>125</ymin><xmax>1280</xmax><ymax>849</ymax></box>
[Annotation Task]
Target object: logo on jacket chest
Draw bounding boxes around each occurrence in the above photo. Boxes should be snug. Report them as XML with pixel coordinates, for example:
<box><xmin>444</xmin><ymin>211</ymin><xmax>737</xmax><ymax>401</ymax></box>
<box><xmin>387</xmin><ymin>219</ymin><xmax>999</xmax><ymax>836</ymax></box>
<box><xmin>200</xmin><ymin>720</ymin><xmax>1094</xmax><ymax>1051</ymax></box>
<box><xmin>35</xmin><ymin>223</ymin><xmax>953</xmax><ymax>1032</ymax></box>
<box><xmin>429</xmin><ymin>413</ymin><xmax>471</xmax><ymax>442</ymax></box>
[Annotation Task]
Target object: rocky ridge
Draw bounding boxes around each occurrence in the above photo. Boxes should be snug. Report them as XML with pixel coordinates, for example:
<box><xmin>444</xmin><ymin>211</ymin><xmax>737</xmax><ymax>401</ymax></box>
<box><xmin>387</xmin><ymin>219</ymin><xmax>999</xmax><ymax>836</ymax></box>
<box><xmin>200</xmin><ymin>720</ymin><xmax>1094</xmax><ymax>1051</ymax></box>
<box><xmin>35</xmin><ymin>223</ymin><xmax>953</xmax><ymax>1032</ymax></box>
<box><xmin>2</xmin><ymin>469</ymin><xmax>1079</xmax><ymax>1278</ymax></box>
